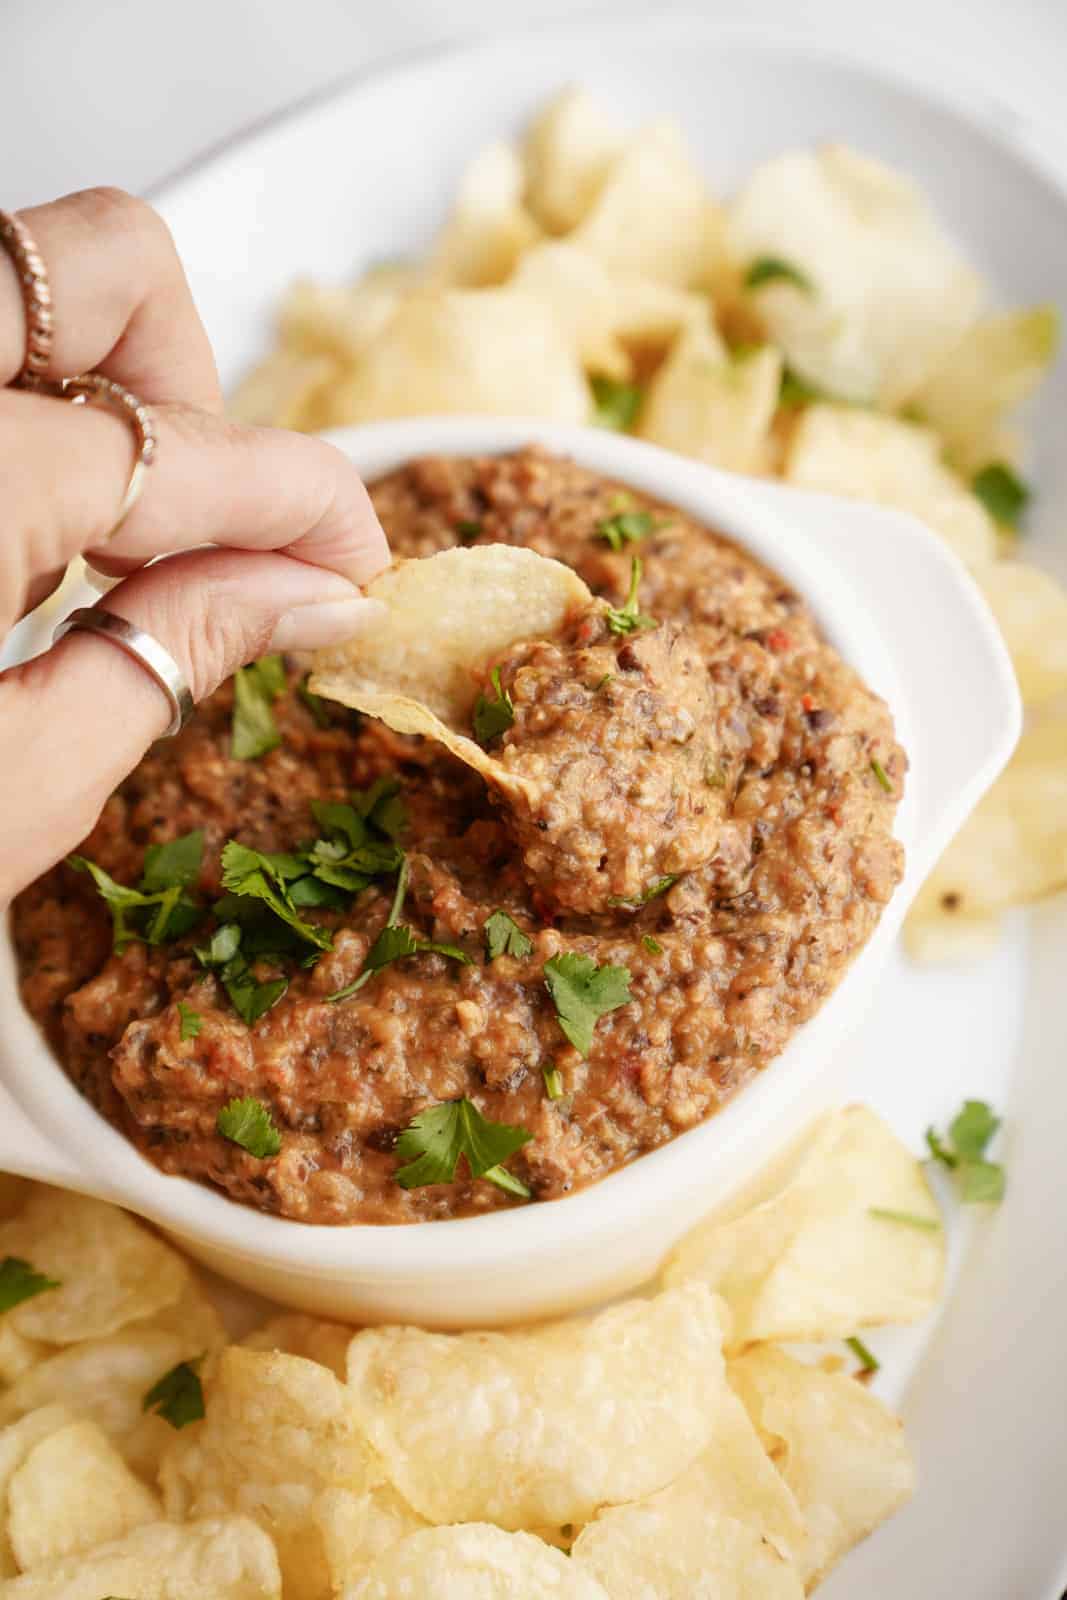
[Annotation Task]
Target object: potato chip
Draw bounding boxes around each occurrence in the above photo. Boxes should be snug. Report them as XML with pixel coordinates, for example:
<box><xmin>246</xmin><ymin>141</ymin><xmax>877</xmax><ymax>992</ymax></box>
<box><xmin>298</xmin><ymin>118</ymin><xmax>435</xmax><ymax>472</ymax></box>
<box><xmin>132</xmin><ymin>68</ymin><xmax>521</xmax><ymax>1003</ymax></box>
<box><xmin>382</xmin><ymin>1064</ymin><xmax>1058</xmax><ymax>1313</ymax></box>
<box><xmin>0</xmin><ymin>1515</ymin><xmax>282</xmax><ymax>1600</ymax></box>
<box><xmin>0</xmin><ymin>1327</ymin><xmax>47</xmax><ymax>1388</ymax></box>
<box><xmin>905</xmin><ymin>719</ymin><xmax>1067</xmax><ymax>922</ymax></box>
<box><xmin>639</xmin><ymin>312</ymin><xmax>782</xmax><ymax>473</ymax></box>
<box><xmin>0</xmin><ymin>1189</ymin><xmax>188</xmax><ymax>1345</ymax></box>
<box><xmin>911</xmin><ymin>306</ymin><xmax>1059</xmax><ymax>474</ymax></box>
<box><xmin>902</xmin><ymin>906</ymin><xmax>1003</xmax><ymax>965</ymax></box>
<box><xmin>663</xmin><ymin>1106</ymin><xmax>944</xmax><ymax>1345</ymax></box>
<box><xmin>240</xmin><ymin>1312</ymin><xmax>352</xmax><ymax>1380</ymax></box>
<box><xmin>322</xmin><ymin>287</ymin><xmax>589</xmax><ymax>425</ymax></box>
<box><xmin>783</xmin><ymin>405</ymin><xmax>996</xmax><ymax>566</ymax></box>
<box><xmin>522</xmin><ymin>87</ymin><xmax>624</xmax><ymax>236</ymax></box>
<box><xmin>311</xmin><ymin>544</ymin><xmax>590</xmax><ymax>797</ymax></box>
<box><xmin>279</xmin><ymin>269</ymin><xmax>415</xmax><ymax>364</ymax></box>
<box><xmin>228</xmin><ymin>345</ymin><xmax>340</xmax><ymax>429</ymax></box>
<box><xmin>161</xmin><ymin>1348</ymin><xmax>382</xmax><ymax>1600</ymax></box>
<box><xmin>728</xmin><ymin>145</ymin><xmax>983</xmax><ymax>406</ymax></box>
<box><xmin>344</xmin><ymin>1523</ymin><xmax>609</xmax><ymax>1600</ymax></box>
<box><xmin>0</xmin><ymin>1407</ymin><xmax>76</xmax><ymax>1576</ymax></box>
<box><xmin>573</xmin><ymin>121</ymin><xmax>711</xmax><ymax>287</ymax></box>
<box><xmin>429</xmin><ymin>142</ymin><xmax>540</xmax><ymax>288</ymax></box>
<box><xmin>8</xmin><ymin>1418</ymin><xmax>160</xmax><ymax>1570</ymax></box>
<box><xmin>314</xmin><ymin>1484</ymin><xmax>426</xmax><ymax>1590</ymax></box>
<box><xmin>973</xmin><ymin>559</ymin><xmax>1067</xmax><ymax>706</ymax></box>
<box><xmin>729</xmin><ymin>1347</ymin><xmax>914</xmax><ymax>1588</ymax></box>
<box><xmin>346</xmin><ymin>1283</ymin><xmax>730</xmax><ymax>1529</ymax></box>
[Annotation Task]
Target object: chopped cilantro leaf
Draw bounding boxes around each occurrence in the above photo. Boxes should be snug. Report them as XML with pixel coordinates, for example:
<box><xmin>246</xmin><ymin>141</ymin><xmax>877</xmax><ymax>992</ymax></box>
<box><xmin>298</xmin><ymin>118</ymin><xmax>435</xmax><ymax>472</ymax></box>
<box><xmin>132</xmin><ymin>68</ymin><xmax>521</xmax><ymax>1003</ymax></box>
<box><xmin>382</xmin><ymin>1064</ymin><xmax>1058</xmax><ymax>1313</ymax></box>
<box><xmin>473</xmin><ymin>667</ymin><xmax>515</xmax><ymax>746</ymax></box>
<box><xmin>141</xmin><ymin>831</ymin><xmax>204</xmax><ymax>892</ymax></box>
<box><xmin>870</xmin><ymin>757</ymin><xmax>893</xmax><ymax>793</ymax></box>
<box><xmin>868</xmin><ymin>1207</ymin><xmax>940</xmax><ymax>1232</ymax></box>
<box><xmin>0</xmin><ymin>1256</ymin><xmax>59</xmax><ymax>1314</ymax></box>
<box><xmin>232</xmin><ymin>655</ymin><xmax>286</xmax><ymax>761</ymax></box>
<box><xmin>845</xmin><ymin>1335</ymin><xmax>879</xmax><ymax>1374</ymax></box>
<box><xmin>177</xmin><ymin>1002</ymin><xmax>202</xmax><ymax>1041</ymax></box>
<box><xmin>949</xmin><ymin>1099</ymin><xmax>1000</xmax><ymax>1161</ymax></box>
<box><xmin>926</xmin><ymin>1100</ymin><xmax>1005</xmax><ymax>1206</ymax></box>
<box><xmin>142</xmin><ymin>1357</ymin><xmax>205</xmax><ymax>1429</ymax></box>
<box><xmin>394</xmin><ymin>1097</ymin><xmax>531</xmax><ymax>1195</ymax></box>
<box><xmin>595</xmin><ymin>508</ymin><xmax>655</xmax><ymax>551</ymax></box>
<box><xmin>194</xmin><ymin>922</ymin><xmax>242</xmax><ymax>968</ymax></box>
<box><xmin>608</xmin><ymin>874</ymin><xmax>677</xmax><ymax>909</ymax></box>
<box><xmin>972</xmin><ymin>462</ymin><xmax>1030</xmax><ymax>526</ymax></box>
<box><xmin>223</xmin><ymin>963</ymin><xmax>288</xmax><ymax>1026</ymax></box>
<box><xmin>69</xmin><ymin>838</ymin><xmax>204</xmax><ymax>952</ymax></box>
<box><xmin>217</xmin><ymin>1096</ymin><xmax>282</xmax><ymax>1158</ymax></box>
<box><xmin>543</xmin><ymin>952</ymin><xmax>632</xmax><ymax>1057</ymax></box>
<box><xmin>605</xmin><ymin>558</ymin><xmax>657</xmax><ymax>636</ymax></box>
<box><xmin>642</xmin><ymin>935</ymin><xmax>663</xmax><ymax>956</ymax></box>
<box><xmin>455</xmin><ymin>519</ymin><xmax>483</xmax><ymax>543</ymax></box>
<box><xmin>484</xmin><ymin>910</ymin><xmax>534</xmax><ymax>961</ymax></box>
<box><xmin>220</xmin><ymin>841</ymin><xmax>332</xmax><ymax>953</ymax></box>
<box><xmin>542</xmin><ymin>1065</ymin><xmax>565</xmax><ymax>1100</ymax></box>
<box><xmin>328</xmin><ymin>920</ymin><xmax>470</xmax><ymax>1002</ymax></box>
<box><xmin>745</xmin><ymin>256</ymin><xmax>813</xmax><ymax>293</ymax></box>
<box><xmin>591</xmin><ymin>375</ymin><xmax>643</xmax><ymax>432</ymax></box>
<box><xmin>297</xmin><ymin>674</ymin><xmax>334</xmax><ymax>728</ymax></box>
<box><xmin>778</xmin><ymin>366</ymin><xmax>824</xmax><ymax>408</ymax></box>
<box><xmin>594</xmin><ymin>673</ymin><xmax>615</xmax><ymax>692</ymax></box>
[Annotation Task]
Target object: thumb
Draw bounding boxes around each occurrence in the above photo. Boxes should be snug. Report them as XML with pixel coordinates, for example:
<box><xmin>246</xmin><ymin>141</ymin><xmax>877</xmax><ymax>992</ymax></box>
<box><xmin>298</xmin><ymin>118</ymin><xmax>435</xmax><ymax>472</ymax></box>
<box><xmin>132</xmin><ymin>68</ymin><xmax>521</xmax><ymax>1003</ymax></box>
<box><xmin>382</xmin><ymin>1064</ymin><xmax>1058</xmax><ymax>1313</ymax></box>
<box><xmin>1</xmin><ymin>548</ymin><xmax>381</xmax><ymax>901</ymax></box>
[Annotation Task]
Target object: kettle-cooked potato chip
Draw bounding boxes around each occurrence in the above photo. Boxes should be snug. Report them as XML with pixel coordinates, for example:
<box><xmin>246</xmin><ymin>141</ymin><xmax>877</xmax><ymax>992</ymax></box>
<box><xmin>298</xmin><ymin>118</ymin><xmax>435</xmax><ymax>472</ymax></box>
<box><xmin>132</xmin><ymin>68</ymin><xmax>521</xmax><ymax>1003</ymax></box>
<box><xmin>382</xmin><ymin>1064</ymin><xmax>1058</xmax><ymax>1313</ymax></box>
<box><xmin>311</xmin><ymin>544</ymin><xmax>591</xmax><ymax>797</ymax></box>
<box><xmin>571</xmin><ymin>1386</ymin><xmax>806</xmax><ymax>1598</ymax></box>
<box><xmin>0</xmin><ymin>1189</ymin><xmax>188</xmax><ymax>1345</ymax></box>
<box><xmin>972</xmin><ymin>559</ymin><xmax>1067</xmax><ymax>706</ymax></box>
<box><xmin>663</xmin><ymin>1106</ymin><xmax>944</xmax><ymax>1345</ymax></box>
<box><xmin>7</xmin><ymin>1418</ymin><xmax>160</xmax><ymax>1571</ymax></box>
<box><xmin>345</xmin><ymin>1283</ymin><xmax>730</xmax><ymax>1530</ymax></box>
<box><xmin>228</xmin><ymin>346</ymin><xmax>340</xmax><ymax>430</ymax></box>
<box><xmin>639</xmin><ymin>311</ymin><xmax>782</xmax><ymax>473</ymax></box>
<box><xmin>344</xmin><ymin>1523</ymin><xmax>610</xmax><ymax>1600</ymax></box>
<box><xmin>240</xmin><ymin>1312</ymin><xmax>353</xmax><ymax>1380</ymax></box>
<box><xmin>314</xmin><ymin>1484</ymin><xmax>427</xmax><ymax>1590</ymax></box>
<box><xmin>522</xmin><ymin>87</ymin><xmax>624</xmax><ymax>236</ymax></box>
<box><xmin>729</xmin><ymin>1347</ymin><xmax>915</xmax><ymax>1588</ymax></box>
<box><xmin>573</xmin><ymin>122</ymin><xmax>712</xmax><ymax>287</ymax></box>
<box><xmin>160</xmin><ymin>1348</ymin><xmax>382</xmax><ymax>1600</ymax></box>
<box><xmin>0</xmin><ymin>1515</ymin><xmax>281</xmax><ymax>1600</ymax></box>
<box><xmin>0</xmin><ymin>1408</ymin><xmax>77</xmax><ymax>1576</ymax></box>
<box><xmin>428</xmin><ymin>142</ymin><xmax>541</xmax><ymax>288</ymax></box>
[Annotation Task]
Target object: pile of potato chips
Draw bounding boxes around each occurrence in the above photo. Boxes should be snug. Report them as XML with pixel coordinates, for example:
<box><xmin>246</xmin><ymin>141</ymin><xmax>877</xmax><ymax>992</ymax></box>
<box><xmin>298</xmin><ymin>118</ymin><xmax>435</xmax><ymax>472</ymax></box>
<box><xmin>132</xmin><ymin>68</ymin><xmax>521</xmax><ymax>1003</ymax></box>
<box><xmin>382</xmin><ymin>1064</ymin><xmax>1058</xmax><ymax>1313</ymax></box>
<box><xmin>0</xmin><ymin>1104</ymin><xmax>946</xmax><ymax>1596</ymax></box>
<box><xmin>233</xmin><ymin>86</ymin><xmax>1066</xmax><ymax>965</ymax></box>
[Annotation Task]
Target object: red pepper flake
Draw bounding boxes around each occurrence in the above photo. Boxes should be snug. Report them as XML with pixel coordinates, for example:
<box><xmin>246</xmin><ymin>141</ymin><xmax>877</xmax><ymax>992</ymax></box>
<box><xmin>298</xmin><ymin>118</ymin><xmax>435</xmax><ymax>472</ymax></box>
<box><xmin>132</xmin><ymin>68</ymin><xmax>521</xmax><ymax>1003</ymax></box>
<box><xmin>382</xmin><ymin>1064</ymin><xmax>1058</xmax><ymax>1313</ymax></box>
<box><xmin>765</xmin><ymin>628</ymin><xmax>792</xmax><ymax>654</ymax></box>
<box><xmin>573</xmin><ymin>614</ymin><xmax>601</xmax><ymax>647</ymax></box>
<box><xmin>801</xmin><ymin>693</ymin><xmax>816</xmax><ymax>713</ymax></box>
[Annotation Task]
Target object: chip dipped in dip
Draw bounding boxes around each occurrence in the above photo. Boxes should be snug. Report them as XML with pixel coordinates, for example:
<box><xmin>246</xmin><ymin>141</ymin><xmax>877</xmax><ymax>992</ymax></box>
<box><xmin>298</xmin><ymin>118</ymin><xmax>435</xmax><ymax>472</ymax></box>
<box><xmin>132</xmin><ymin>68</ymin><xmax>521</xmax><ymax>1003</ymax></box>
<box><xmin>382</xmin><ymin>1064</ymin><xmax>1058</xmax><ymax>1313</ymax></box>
<box><xmin>12</xmin><ymin>448</ymin><xmax>906</xmax><ymax>1224</ymax></box>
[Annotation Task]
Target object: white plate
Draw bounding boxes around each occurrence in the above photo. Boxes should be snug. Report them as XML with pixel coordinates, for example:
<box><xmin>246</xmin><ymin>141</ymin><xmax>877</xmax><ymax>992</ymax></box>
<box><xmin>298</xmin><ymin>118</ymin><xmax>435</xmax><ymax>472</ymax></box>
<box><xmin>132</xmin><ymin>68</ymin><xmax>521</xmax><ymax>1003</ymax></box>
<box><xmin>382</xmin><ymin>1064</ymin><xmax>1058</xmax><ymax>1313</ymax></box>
<box><xmin>99</xmin><ymin>20</ymin><xmax>1067</xmax><ymax>1595</ymax></box>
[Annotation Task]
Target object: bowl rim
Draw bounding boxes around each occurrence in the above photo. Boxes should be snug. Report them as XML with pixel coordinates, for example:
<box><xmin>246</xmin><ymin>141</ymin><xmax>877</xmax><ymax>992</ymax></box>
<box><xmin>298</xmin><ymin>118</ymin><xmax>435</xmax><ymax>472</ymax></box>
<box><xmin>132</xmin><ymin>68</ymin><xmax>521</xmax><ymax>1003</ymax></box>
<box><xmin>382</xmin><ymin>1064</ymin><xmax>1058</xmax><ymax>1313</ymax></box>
<box><xmin>0</xmin><ymin>417</ymin><xmax>950</xmax><ymax>1275</ymax></box>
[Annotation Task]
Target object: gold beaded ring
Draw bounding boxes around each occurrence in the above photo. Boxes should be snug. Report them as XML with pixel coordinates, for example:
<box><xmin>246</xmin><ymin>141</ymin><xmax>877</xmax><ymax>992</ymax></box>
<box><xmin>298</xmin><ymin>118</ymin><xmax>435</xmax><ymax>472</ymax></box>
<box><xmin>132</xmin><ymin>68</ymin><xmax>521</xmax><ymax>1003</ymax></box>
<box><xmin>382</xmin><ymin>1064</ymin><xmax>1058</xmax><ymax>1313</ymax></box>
<box><xmin>0</xmin><ymin>208</ymin><xmax>54</xmax><ymax>389</ymax></box>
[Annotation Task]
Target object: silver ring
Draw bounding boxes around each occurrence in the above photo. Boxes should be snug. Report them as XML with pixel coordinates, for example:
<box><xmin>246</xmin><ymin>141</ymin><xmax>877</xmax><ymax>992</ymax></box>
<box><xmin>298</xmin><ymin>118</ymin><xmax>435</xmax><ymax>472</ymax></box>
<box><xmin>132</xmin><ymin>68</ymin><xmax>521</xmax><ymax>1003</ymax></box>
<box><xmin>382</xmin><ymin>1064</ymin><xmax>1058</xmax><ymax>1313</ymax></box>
<box><xmin>52</xmin><ymin>606</ymin><xmax>194</xmax><ymax>739</ymax></box>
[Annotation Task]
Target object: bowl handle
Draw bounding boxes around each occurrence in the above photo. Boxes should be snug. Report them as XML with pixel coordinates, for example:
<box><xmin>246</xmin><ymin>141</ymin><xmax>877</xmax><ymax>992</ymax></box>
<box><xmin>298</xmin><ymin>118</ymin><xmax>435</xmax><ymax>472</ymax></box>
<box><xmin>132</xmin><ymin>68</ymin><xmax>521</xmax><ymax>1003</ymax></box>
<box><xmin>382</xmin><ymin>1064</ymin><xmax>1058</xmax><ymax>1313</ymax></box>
<box><xmin>0</xmin><ymin>1075</ymin><xmax>85</xmax><ymax>1188</ymax></box>
<box><xmin>736</xmin><ymin>480</ymin><xmax>1022</xmax><ymax>878</ymax></box>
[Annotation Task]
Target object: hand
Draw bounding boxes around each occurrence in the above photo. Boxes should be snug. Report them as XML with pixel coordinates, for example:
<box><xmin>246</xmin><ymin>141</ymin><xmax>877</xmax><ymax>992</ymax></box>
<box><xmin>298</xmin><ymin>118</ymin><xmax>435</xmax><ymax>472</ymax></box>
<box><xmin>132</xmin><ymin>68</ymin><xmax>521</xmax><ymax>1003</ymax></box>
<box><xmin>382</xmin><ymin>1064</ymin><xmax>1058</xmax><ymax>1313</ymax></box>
<box><xmin>0</xmin><ymin>188</ymin><xmax>390</xmax><ymax>904</ymax></box>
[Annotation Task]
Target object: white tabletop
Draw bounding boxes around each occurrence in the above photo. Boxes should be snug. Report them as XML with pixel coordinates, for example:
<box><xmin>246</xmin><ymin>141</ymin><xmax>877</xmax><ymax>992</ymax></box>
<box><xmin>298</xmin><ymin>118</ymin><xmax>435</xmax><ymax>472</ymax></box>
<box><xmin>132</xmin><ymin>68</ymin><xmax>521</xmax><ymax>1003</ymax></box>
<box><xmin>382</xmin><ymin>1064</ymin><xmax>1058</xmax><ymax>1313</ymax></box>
<box><xmin>2</xmin><ymin>0</ymin><xmax>1065</xmax><ymax>210</ymax></box>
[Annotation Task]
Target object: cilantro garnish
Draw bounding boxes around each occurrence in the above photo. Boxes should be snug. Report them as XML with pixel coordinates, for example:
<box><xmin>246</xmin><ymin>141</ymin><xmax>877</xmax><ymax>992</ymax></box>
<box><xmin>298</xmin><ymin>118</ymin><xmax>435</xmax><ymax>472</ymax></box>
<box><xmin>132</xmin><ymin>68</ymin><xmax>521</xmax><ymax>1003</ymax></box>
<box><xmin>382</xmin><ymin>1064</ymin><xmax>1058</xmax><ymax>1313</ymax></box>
<box><xmin>142</xmin><ymin>1357</ymin><xmax>205</xmax><ymax>1429</ymax></box>
<box><xmin>473</xmin><ymin>667</ymin><xmax>515</xmax><ymax>746</ymax></box>
<box><xmin>177</xmin><ymin>1002</ymin><xmax>202</xmax><ymax>1041</ymax></box>
<box><xmin>484</xmin><ymin>910</ymin><xmax>533</xmax><ymax>962</ymax></box>
<box><xmin>328</xmin><ymin>856</ymin><xmax>470</xmax><ymax>1001</ymax></box>
<box><xmin>217</xmin><ymin>1096</ymin><xmax>282</xmax><ymax>1158</ymax></box>
<box><xmin>972</xmin><ymin>462</ymin><xmax>1029</xmax><ymax>527</ymax></box>
<box><xmin>542</xmin><ymin>1065</ymin><xmax>564</xmax><ymax>1100</ymax></box>
<box><xmin>845</xmin><ymin>1335</ymin><xmax>879</xmax><ymax>1374</ymax></box>
<box><xmin>605</xmin><ymin>558</ymin><xmax>656</xmax><ymax>636</ymax></box>
<box><xmin>220</xmin><ymin>842</ymin><xmax>332</xmax><ymax>953</ymax></box>
<box><xmin>394</xmin><ymin>1098</ymin><xmax>532</xmax><ymax>1196</ymax></box>
<box><xmin>868</xmin><ymin>1207</ymin><xmax>941</xmax><ymax>1232</ymax></box>
<box><xmin>232</xmin><ymin>655</ymin><xmax>286</xmax><ymax>761</ymax></box>
<box><xmin>608</xmin><ymin>874</ymin><xmax>677</xmax><ymax>909</ymax></box>
<box><xmin>642</xmin><ymin>935</ymin><xmax>663</xmax><ymax>956</ymax></box>
<box><xmin>455</xmin><ymin>519</ymin><xmax>483</xmax><ymax>543</ymax></box>
<box><xmin>595</xmin><ymin>508</ymin><xmax>656</xmax><ymax>551</ymax></box>
<box><xmin>0</xmin><ymin>1256</ymin><xmax>60</xmax><ymax>1314</ymax></box>
<box><xmin>590</xmin><ymin>375</ymin><xmax>643</xmax><ymax>432</ymax></box>
<box><xmin>870</xmin><ymin>757</ymin><xmax>893</xmax><ymax>794</ymax></box>
<box><xmin>297</xmin><ymin>674</ymin><xmax>334</xmax><ymax>728</ymax></box>
<box><xmin>543</xmin><ymin>952</ymin><xmax>632</xmax><ymax>1057</ymax></box>
<box><xmin>778</xmin><ymin>366</ymin><xmax>824</xmax><ymax>409</ymax></box>
<box><xmin>594</xmin><ymin>673</ymin><xmax>615</xmax><ymax>692</ymax></box>
<box><xmin>745</xmin><ymin>256</ymin><xmax>813</xmax><ymax>293</ymax></box>
<box><xmin>194</xmin><ymin>923</ymin><xmax>287</xmax><ymax>1026</ymax></box>
<box><xmin>69</xmin><ymin>829</ymin><xmax>205</xmax><ymax>952</ymax></box>
<box><xmin>925</xmin><ymin>1099</ymin><xmax>1005</xmax><ymax>1205</ymax></box>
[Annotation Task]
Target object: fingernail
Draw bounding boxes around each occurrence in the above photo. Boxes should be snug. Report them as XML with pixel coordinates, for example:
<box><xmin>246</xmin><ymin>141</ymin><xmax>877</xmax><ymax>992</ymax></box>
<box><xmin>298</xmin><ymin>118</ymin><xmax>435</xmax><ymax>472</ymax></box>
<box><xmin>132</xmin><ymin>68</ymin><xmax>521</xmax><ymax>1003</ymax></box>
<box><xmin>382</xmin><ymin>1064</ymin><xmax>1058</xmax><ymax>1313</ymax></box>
<box><xmin>269</xmin><ymin>596</ymin><xmax>386</xmax><ymax>652</ymax></box>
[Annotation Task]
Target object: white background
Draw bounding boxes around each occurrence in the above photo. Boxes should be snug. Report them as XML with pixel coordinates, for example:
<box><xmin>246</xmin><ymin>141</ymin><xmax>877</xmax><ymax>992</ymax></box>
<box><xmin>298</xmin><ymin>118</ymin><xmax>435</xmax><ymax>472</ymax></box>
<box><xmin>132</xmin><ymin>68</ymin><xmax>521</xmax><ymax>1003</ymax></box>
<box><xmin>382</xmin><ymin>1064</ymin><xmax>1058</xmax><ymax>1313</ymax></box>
<box><xmin>2</xmin><ymin>0</ymin><xmax>1065</xmax><ymax>209</ymax></box>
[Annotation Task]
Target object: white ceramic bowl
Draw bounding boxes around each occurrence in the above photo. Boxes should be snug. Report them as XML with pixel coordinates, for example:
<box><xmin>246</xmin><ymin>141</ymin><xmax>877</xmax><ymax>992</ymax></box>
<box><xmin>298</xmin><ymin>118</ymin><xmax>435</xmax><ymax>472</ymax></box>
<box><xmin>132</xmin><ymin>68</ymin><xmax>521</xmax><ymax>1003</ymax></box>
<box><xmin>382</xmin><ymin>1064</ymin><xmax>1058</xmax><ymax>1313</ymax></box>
<box><xmin>0</xmin><ymin>418</ymin><xmax>1019</xmax><ymax>1326</ymax></box>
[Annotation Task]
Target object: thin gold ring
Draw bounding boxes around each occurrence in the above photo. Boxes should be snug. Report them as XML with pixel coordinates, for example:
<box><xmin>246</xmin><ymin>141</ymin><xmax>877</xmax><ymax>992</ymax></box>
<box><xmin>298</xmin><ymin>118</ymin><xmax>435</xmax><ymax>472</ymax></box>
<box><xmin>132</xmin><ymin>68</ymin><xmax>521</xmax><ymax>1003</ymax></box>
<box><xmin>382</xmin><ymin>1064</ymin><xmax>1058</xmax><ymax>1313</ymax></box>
<box><xmin>61</xmin><ymin>373</ymin><xmax>158</xmax><ymax>540</ymax></box>
<box><xmin>0</xmin><ymin>209</ymin><xmax>53</xmax><ymax>388</ymax></box>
